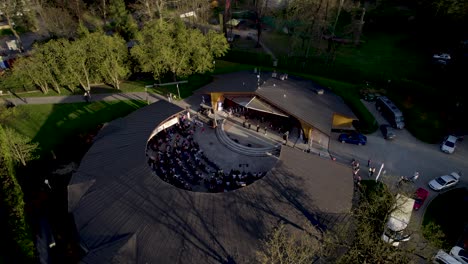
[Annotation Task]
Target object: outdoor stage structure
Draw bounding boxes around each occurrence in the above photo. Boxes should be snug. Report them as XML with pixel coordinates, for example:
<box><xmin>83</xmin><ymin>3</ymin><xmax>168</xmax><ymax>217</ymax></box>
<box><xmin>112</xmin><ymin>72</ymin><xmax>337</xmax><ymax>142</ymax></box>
<box><xmin>197</xmin><ymin>71</ymin><xmax>358</xmax><ymax>153</ymax></box>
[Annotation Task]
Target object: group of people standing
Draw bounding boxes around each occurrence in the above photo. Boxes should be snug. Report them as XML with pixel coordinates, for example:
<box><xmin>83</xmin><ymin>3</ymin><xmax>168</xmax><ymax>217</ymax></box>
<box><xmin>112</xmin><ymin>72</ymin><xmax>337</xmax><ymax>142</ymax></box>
<box><xmin>352</xmin><ymin>159</ymin><xmax>377</xmax><ymax>188</ymax></box>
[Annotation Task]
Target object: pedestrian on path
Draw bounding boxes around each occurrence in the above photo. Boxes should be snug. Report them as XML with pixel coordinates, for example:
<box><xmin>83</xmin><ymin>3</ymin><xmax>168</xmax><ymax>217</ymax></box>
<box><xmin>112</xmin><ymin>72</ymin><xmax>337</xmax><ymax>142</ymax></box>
<box><xmin>256</xmin><ymin>124</ymin><xmax>260</xmax><ymax>132</ymax></box>
<box><xmin>264</xmin><ymin>127</ymin><xmax>267</xmax><ymax>135</ymax></box>
<box><xmin>84</xmin><ymin>91</ymin><xmax>90</xmax><ymax>103</ymax></box>
<box><xmin>368</xmin><ymin>159</ymin><xmax>371</xmax><ymax>167</ymax></box>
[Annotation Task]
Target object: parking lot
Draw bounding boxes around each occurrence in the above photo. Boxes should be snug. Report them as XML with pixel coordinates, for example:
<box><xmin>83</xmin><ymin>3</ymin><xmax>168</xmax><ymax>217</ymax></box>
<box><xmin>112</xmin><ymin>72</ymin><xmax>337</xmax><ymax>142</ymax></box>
<box><xmin>329</xmin><ymin>100</ymin><xmax>468</xmax><ymax>202</ymax></box>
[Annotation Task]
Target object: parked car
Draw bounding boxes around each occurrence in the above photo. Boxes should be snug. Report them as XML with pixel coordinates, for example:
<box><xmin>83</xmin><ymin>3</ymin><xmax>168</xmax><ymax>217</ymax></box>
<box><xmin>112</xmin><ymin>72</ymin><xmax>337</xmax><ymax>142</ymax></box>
<box><xmin>338</xmin><ymin>132</ymin><xmax>367</xmax><ymax>145</ymax></box>
<box><xmin>433</xmin><ymin>250</ymin><xmax>462</xmax><ymax>264</ymax></box>
<box><xmin>441</xmin><ymin>135</ymin><xmax>458</xmax><ymax>154</ymax></box>
<box><xmin>450</xmin><ymin>246</ymin><xmax>468</xmax><ymax>264</ymax></box>
<box><xmin>380</xmin><ymin>124</ymin><xmax>396</xmax><ymax>140</ymax></box>
<box><xmin>428</xmin><ymin>172</ymin><xmax>461</xmax><ymax>191</ymax></box>
<box><xmin>433</xmin><ymin>53</ymin><xmax>452</xmax><ymax>60</ymax></box>
<box><xmin>413</xmin><ymin>188</ymin><xmax>429</xmax><ymax>210</ymax></box>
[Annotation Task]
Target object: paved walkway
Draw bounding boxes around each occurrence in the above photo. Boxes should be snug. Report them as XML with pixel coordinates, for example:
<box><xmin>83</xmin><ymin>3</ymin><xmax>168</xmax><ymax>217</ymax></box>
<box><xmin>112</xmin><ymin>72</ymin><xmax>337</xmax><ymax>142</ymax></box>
<box><xmin>1</xmin><ymin>92</ymin><xmax>164</xmax><ymax>105</ymax></box>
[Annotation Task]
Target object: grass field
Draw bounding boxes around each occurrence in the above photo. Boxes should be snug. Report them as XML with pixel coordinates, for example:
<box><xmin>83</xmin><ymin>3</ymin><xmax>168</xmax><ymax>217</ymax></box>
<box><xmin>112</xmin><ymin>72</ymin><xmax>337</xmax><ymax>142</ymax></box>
<box><xmin>1</xmin><ymin>100</ymin><xmax>146</xmax><ymax>154</ymax></box>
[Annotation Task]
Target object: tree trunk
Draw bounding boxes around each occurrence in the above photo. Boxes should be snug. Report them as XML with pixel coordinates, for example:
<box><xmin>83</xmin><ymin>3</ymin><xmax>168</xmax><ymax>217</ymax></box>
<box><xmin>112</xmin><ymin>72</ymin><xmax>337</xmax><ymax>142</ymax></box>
<box><xmin>354</xmin><ymin>8</ymin><xmax>365</xmax><ymax>46</ymax></box>
<box><xmin>102</xmin><ymin>0</ymin><xmax>107</xmax><ymax>24</ymax></box>
<box><xmin>332</xmin><ymin>0</ymin><xmax>344</xmax><ymax>37</ymax></box>
<box><xmin>4</xmin><ymin>14</ymin><xmax>24</xmax><ymax>52</ymax></box>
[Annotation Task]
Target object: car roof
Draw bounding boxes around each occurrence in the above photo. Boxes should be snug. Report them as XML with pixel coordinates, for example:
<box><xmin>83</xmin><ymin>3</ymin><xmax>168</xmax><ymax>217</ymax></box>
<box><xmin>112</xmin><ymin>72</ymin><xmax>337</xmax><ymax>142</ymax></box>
<box><xmin>446</xmin><ymin>135</ymin><xmax>458</xmax><ymax>142</ymax></box>
<box><xmin>441</xmin><ymin>173</ymin><xmax>459</xmax><ymax>181</ymax></box>
<box><xmin>415</xmin><ymin>188</ymin><xmax>429</xmax><ymax>198</ymax></box>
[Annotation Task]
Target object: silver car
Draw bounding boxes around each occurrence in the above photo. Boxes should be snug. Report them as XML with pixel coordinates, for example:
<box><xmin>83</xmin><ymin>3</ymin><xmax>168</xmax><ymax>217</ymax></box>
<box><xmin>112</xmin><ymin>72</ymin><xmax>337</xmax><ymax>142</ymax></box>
<box><xmin>428</xmin><ymin>172</ymin><xmax>461</xmax><ymax>191</ymax></box>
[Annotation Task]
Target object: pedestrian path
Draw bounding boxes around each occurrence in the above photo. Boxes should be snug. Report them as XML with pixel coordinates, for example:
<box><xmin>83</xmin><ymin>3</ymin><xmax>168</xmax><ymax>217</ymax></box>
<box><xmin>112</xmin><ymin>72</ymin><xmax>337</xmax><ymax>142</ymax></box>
<box><xmin>1</xmin><ymin>92</ymin><xmax>164</xmax><ymax>105</ymax></box>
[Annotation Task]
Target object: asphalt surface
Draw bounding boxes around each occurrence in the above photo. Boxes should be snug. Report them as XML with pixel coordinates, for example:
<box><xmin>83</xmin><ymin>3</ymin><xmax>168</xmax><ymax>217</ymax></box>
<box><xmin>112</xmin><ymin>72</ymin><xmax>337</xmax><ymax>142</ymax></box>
<box><xmin>330</xmin><ymin>100</ymin><xmax>468</xmax><ymax>207</ymax></box>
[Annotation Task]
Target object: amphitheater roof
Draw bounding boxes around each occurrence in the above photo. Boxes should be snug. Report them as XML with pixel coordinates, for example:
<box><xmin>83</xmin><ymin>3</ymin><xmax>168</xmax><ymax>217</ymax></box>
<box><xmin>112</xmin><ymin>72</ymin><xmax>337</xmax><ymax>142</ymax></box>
<box><xmin>68</xmin><ymin>100</ymin><xmax>353</xmax><ymax>263</ymax></box>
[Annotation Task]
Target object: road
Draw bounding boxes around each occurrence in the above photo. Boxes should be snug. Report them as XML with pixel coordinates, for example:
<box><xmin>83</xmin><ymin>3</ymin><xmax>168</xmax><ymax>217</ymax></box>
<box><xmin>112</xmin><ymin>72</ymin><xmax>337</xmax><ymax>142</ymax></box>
<box><xmin>329</xmin><ymin>99</ymin><xmax>468</xmax><ymax>259</ymax></box>
<box><xmin>330</xmin><ymin>100</ymin><xmax>468</xmax><ymax>191</ymax></box>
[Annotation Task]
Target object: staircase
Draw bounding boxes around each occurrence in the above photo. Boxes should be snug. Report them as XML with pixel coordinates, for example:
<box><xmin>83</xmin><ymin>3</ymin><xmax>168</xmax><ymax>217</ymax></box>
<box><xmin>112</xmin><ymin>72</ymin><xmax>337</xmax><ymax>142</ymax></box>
<box><xmin>215</xmin><ymin>120</ymin><xmax>280</xmax><ymax>157</ymax></box>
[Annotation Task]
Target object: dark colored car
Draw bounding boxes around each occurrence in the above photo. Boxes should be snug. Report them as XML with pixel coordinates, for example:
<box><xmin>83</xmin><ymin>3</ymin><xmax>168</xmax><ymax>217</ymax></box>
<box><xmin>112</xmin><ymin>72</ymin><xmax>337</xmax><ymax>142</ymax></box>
<box><xmin>413</xmin><ymin>188</ymin><xmax>429</xmax><ymax>210</ymax></box>
<box><xmin>338</xmin><ymin>132</ymin><xmax>367</xmax><ymax>145</ymax></box>
<box><xmin>380</xmin><ymin>124</ymin><xmax>396</xmax><ymax>140</ymax></box>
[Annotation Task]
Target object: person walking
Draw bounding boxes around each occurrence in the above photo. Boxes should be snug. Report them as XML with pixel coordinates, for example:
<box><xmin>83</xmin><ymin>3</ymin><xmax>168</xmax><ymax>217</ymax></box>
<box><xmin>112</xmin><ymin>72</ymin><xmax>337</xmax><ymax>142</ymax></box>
<box><xmin>256</xmin><ymin>124</ymin><xmax>260</xmax><ymax>132</ymax></box>
<box><xmin>264</xmin><ymin>126</ymin><xmax>267</xmax><ymax>135</ymax></box>
<box><xmin>368</xmin><ymin>159</ymin><xmax>371</xmax><ymax>167</ymax></box>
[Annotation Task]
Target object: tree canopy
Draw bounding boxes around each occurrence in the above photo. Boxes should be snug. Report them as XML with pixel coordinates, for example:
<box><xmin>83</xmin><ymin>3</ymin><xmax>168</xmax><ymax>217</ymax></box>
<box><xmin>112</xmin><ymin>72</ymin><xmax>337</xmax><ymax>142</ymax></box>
<box><xmin>6</xmin><ymin>30</ymin><xmax>130</xmax><ymax>93</ymax></box>
<box><xmin>131</xmin><ymin>20</ymin><xmax>229</xmax><ymax>82</ymax></box>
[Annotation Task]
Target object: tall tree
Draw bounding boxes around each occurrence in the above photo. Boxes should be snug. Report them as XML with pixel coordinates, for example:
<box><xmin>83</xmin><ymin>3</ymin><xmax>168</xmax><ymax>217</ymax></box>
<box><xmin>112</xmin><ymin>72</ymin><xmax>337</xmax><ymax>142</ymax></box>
<box><xmin>0</xmin><ymin>126</ymin><xmax>38</xmax><ymax>166</ymax></box>
<box><xmin>257</xmin><ymin>182</ymin><xmax>416</xmax><ymax>263</ymax></box>
<box><xmin>0</xmin><ymin>125</ymin><xmax>35</xmax><ymax>262</ymax></box>
<box><xmin>95</xmin><ymin>34</ymin><xmax>130</xmax><ymax>89</ymax></box>
<box><xmin>131</xmin><ymin>20</ymin><xmax>173</xmax><ymax>82</ymax></box>
<box><xmin>131</xmin><ymin>0</ymin><xmax>167</xmax><ymax>24</ymax></box>
<box><xmin>12</xmin><ymin>56</ymin><xmax>50</xmax><ymax>94</ymax></box>
<box><xmin>132</xmin><ymin>20</ymin><xmax>229</xmax><ymax>82</ymax></box>
<box><xmin>0</xmin><ymin>0</ymin><xmax>38</xmax><ymax>51</ymax></box>
<box><xmin>38</xmin><ymin>6</ymin><xmax>78</xmax><ymax>38</ymax></box>
<box><xmin>108</xmin><ymin>0</ymin><xmax>138</xmax><ymax>40</ymax></box>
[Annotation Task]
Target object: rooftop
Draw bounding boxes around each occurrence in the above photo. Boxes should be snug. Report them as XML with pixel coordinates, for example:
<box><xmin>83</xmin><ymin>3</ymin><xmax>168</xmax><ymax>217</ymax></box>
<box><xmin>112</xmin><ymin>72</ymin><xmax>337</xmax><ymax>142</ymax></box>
<box><xmin>198</xmin><ymin>71</ymin><xmax>357</xmax><ymax>135</ymax></box>
<box><xmin>68</xmin><ymin>100</ymin><xmax>353</xmax><ymax>263</ymax></box>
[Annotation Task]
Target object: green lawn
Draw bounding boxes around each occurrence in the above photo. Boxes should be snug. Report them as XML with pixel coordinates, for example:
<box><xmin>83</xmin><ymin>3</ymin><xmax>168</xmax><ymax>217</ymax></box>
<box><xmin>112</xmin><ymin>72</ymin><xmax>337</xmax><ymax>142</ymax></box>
<box><xmin>2</xmin><ymin>100</ymin><xmax>146</xmax><ymax>154</ymax></box>
<box><xmin>423</xmin><ymin>188</ymin><xmax>468</xmax><ymax>248</ymax></box>
<box><xmin>334</xmin><ymin>33</ymin><xmax>428</xmax><ymax>82</ymax></box>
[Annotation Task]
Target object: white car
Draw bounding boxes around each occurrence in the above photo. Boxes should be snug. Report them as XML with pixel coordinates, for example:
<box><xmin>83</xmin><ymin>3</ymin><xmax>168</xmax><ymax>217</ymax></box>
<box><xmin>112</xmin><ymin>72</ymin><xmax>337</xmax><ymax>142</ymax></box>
<box><xmin>441</xmin><ymin>135</ymin><xmax>458</xmax><ymax>154</ymax></box>
<box><xmin>433</xmin><ymin>250</ymin><xmax>462</xmax><ymax>264</ymax></box>
<box><xmin>428</xmin><ymin>172</ymin><xmax>461</xmax><ymax>191</ymax></box>
<box><xmin>451</xmin><ymin>246</ymin><xmax>468</xmax><ymax>264</ymax></box>
<box><xmin>433</xmin><ymin>53</ymin><xmax>451</xmax><ymax>60</ymax></box>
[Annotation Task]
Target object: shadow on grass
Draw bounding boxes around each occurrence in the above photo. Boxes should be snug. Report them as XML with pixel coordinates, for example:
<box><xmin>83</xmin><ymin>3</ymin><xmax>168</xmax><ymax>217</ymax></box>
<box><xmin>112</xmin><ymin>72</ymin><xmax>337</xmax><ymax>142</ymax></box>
<box><xmin>423</xmin><ymin>187</ymin><xmax>468</xmax><ymax>247</ymax></box>
<box><xmin>8</xmin><ymin>99</ymin><xmax>147</xmax><ymax>263</ymax></box>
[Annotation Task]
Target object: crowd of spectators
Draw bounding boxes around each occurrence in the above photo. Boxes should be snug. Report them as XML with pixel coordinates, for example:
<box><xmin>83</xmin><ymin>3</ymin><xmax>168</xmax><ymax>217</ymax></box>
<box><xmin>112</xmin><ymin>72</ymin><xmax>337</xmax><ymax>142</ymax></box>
<box><xmin>146</xmin><ymin>117</ymin><xmax>267</xmax><ymax>193</ymax></box>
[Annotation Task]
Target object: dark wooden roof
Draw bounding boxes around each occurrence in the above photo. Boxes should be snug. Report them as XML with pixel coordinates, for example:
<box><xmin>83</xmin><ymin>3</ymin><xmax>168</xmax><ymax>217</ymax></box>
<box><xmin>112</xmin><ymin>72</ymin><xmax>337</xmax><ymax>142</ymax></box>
<box><xmin>197</xmin><ymin>72</ymin><xmax>357</xmax><ymax>135</ymax></box>
<box><xmin>68</xmin><ymin>101</ymin><xmax>353</xmax><ymax>264</ymax></box>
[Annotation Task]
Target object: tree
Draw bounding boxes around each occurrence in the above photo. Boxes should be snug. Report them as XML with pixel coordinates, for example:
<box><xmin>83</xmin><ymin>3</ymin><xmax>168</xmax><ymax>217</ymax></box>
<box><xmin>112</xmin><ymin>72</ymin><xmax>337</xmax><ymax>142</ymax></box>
<box><xmin>12</xmin><ymin>56</ymin><xmax>51</xmax><ymax>94</ymax></box>
<box><xmin>257</xmin><ymin>181</ymin><xmax>415</xmax><ymax>263</ymax></box>
<box><xmin>95</xmin><ymin>34</ymin><xmax>130</xmax><ymax>89</ymax></box>
<box><xmin>0</xmin><ymin>125</ymin><xmax>35</xmax><ymax>262</ymax></box>
<box><xmin>38</xmin><ymin>6</ymin><xmax>78</xmax><ymax>38</ymax></box>
<box><xmin>131</xmin><ymin>20</ymin><xmax>172</xmax><ymax>81</ymax></box>
<box><xmin>108</xmin><ymin>0</ymin><xmax>138</xmax><ymax>40</ymax></box>
<box><xmin>256</xmin><ymin>223</ymin><xmax>321</xmax><ymax>264</ymax></box>
<box><xmin>132</xmin><ymin>20</ymin><xmax>229</xmax><ymax>83</ymax></box>
<box><xmin>131</xmin><ymin>0</ymin><xmax>167</xmax><ymax>24</ymax></box>
<box><xmin>0</xmin><ymin>0</ymin><xmax>36</xmax><ymax>51</ymax></box>
<box><xmin>0</xmin><ymin>126</ymin><xmax>38</xmax><ymax>166</ymax></box>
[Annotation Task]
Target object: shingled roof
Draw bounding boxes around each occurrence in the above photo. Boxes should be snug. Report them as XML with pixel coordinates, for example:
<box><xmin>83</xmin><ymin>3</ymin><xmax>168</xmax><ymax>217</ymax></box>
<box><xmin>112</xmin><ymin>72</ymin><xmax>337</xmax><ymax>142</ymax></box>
<box><xmin>197</xmin><ymin>71</ymin><xmax>357</xmax><ymax>136</ymax></box>
<box><xmin>68</xmin><ymin>100</ymin><xmax>353</xmax><ymax>264</ymax></box>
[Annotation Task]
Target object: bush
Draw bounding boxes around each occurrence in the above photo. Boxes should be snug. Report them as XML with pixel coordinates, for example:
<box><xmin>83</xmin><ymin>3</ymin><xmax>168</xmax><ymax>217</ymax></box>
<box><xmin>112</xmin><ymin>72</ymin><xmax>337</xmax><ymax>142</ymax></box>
<box><xmin>345</xmin><ymin>96</ymin><xmax>379</xmax><ymax>134</ymax></box>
